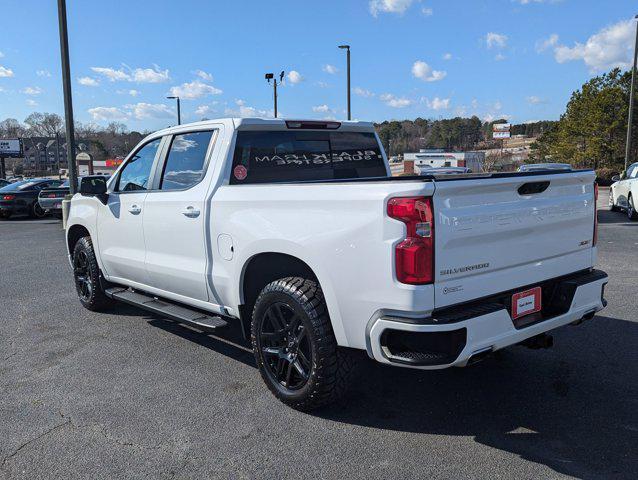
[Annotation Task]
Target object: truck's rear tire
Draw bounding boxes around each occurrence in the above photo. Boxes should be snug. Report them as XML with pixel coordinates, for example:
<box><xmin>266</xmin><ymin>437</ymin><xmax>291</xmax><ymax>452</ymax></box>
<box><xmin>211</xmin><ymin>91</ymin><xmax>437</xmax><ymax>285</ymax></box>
<box><xmin>251</xmin><ymin>277</ymin><xmax>355</xmax><ymax>411</ymax></box>
<box><xmin>72</xmin><ymin>236</ymin><xmax>115</xmax><ymax>312</ymax></box>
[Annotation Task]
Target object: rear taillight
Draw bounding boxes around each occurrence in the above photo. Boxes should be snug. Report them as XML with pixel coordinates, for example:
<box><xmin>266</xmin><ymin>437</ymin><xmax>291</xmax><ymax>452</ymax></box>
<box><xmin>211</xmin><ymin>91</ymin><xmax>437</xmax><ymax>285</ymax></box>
<box><xmin>593</xmin><ymin>182</ymin><xmax>598</xmax><ymax>246</ymax></box>
<box><xmin>2</xmin><ymin>195</ymin><xmax>15</xmax><ymax>201</ymax></box>
<box><xmin>387</xmin><ymin>196</ymin><xmax>434</xmax><ymax>284</ymax></box>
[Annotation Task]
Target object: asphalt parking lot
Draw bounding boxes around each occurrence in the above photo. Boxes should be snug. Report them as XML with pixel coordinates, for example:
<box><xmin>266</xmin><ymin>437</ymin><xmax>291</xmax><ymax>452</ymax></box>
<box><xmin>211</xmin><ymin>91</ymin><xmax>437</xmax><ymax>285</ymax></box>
<box><xmin>1</xmin><ymin>191</ymin><xmax>637</xmax><ymax>480</ymax></box>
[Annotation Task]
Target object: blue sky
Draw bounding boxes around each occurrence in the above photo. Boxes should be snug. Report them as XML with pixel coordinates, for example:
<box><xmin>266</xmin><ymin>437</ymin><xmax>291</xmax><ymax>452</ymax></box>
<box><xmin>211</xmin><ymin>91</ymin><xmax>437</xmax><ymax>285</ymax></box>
<box><xmin>0</xmin><ymin>0</ymin><xmax>635</xmax><ymax>131</ymax></box>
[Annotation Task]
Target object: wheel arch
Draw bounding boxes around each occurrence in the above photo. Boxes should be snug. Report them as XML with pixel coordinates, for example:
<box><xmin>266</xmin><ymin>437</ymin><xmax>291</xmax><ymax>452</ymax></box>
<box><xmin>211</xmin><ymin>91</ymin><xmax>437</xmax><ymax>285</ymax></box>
<box><xmin>237</xmin><ymin>251</ymin><xmax>346</xmax><ymax>345</ymax></box>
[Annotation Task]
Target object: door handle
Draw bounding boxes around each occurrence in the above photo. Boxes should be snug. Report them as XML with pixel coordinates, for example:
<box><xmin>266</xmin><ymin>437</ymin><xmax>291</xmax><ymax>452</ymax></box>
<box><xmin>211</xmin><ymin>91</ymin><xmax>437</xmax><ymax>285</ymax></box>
<box><xmin>128</xmin><ymin>205</ymin><xmax>142</xmax><ymax>215</ymax></box>
<box><xmin>182</xmin><ymin>206</ymin><xmax>200</xmax><ymax>218</ymax></box>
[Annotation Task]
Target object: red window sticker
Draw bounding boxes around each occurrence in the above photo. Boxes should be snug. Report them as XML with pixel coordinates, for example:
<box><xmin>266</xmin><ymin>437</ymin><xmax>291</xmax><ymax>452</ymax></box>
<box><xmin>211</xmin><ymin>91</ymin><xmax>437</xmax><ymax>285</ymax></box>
<box><xmin>233</xmin><ymin>165</ymin><xmax>248</xmax><ymax>181</ymax></box>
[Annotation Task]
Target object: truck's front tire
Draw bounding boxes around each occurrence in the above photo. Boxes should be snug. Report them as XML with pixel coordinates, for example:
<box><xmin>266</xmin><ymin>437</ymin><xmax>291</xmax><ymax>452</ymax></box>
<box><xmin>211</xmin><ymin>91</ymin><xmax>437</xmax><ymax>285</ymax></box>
<box><xmin>72</xmin><ymin>237</ymin><xmax>115</xmax><ymax>312</ymax></box>
<box><xmin>251</xmin><ymin>277</ymin><xmax>354</xmax><ymax>411</ymax></box>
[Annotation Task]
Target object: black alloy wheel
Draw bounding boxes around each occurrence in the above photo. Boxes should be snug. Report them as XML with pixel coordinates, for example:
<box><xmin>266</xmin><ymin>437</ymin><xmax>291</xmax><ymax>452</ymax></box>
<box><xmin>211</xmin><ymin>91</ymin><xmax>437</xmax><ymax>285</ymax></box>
<box><xmin>258</xmin><ymin>301</ymin><xmax>312</xmax><ymax>390</ymax></box>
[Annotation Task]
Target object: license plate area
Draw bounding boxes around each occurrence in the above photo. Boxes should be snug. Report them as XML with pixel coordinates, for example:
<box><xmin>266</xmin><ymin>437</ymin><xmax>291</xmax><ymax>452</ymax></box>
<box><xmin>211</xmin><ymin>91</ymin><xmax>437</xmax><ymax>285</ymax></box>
<box><xmin>511</xmin><ymin>286</ymin><xmax>542</xmax><ymax>326</ymax></box>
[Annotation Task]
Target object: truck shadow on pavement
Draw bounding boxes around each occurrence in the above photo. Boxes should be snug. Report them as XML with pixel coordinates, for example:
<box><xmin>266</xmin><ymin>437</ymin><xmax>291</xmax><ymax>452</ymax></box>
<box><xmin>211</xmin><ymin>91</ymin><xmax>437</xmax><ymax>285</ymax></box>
<box><xmin>133</xmin><ymin>307</ymin><xmax>636</xmax><ymax>479</ymax></box>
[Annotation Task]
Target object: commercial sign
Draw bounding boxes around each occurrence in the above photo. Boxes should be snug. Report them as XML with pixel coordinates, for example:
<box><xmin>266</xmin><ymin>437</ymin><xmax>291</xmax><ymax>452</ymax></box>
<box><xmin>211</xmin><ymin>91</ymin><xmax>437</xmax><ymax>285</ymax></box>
<box><xmin>492</xmin><ymin>123</ymin><xmax>511</xmax><ymax>139</ymax></box>
<box><xmin>0</xmin><ymin>139</ymin><xmax>23</xmax><ymax>158</ymax></box>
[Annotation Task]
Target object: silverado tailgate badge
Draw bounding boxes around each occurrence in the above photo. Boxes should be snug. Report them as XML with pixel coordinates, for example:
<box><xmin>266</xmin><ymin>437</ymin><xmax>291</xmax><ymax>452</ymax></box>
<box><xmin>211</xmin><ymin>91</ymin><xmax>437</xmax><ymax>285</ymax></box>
<box><xmin>440</xmin><ymin>262</ymin><xmax>490</xmax><ymax>276</ymax></box>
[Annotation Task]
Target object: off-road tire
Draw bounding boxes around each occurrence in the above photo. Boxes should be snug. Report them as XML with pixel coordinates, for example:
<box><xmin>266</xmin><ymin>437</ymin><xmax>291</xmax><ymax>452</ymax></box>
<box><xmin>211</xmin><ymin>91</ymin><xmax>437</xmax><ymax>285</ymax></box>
<box><xmin>251</xmin><ymin>277</ymin><xmax>356</xmax><ymax>411</ymax></box>
<box><xmin>72</xmin><ymin>236</ymin><xmax>115</xmax><ymax>311</ymax></box>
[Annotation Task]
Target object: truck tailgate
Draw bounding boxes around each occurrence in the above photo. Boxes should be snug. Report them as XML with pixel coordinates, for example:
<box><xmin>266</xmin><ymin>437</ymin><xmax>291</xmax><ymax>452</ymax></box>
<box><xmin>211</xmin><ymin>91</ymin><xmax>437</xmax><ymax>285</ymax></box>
<box><xmin>432</xmin><ymin>171</ymin><xmax>596</xmax><ymax>308</ymax></box>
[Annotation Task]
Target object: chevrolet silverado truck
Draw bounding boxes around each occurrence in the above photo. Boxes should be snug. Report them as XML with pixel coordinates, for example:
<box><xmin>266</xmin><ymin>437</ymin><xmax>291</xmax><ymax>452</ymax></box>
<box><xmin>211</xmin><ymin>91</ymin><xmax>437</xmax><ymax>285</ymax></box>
<box><xmin>66</xmin><ymin>118</ymin><xmax>608</xmax><ymax>410</ymax></box>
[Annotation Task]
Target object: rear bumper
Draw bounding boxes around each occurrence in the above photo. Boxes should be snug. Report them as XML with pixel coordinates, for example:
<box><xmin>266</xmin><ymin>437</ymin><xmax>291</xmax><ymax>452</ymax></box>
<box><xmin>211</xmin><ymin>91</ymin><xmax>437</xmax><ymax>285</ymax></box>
<box><xmin>38</xmin><ymin>197</ymin><xmax>63</xmax><ymax>211</ymax></box>
<box><xmin>365</xmin><ymin>269</ymin><xmax>608</xmax><ymax>369</ymax></box>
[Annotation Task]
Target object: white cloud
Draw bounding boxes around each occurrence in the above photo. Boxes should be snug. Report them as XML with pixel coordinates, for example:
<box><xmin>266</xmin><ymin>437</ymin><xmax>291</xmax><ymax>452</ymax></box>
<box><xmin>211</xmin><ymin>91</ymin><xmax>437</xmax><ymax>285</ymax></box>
<box><xmin>131</xmin><ymin>66</ymin><xmax>169</xmax><ymax>83</ymax></box>
<box><xmin>312</xmin><ymin>104</ymin><xmax>331</xmax><ymax>113</ymax></box>
<box><xmin>128</xmin><ymin>89</ymin><xmax>139</xmax><ymax>97</ymax></box>
<box><xmin>494</xmin><ymin>53</ymin><xmax>506</xmax><ymax>61</ymax></box>
<box><xmin>0</xmin><ymin>66</ymin><xmax>14</xmax><ymax>77</ymax></box>
<box><xmin>224</xmin><ymin>99</ymin><xmax>271</xmax><ymax>118</ymax></box>
<box><xmin>354</xmin><ymin>87</ymin><xmax>375</xmax><ymax>97</ymax></box>
<box><xmin>91</xmin><ymin>65</ymin><xmax>170</xmax><ymax>83</ymax></box>
<box><xmin>515</xmin><ymin>0</ymin><xmax>556</xmax><ymax>4</ymax></box>
<box><xmin>195</xmin><ymin>105</ymin><xmax>212</xmax><ymax>116</ymax></box>
<box><xmin>22</xmin><ymin>86</ymin><xmax>42</xmax><ymax>95</ymax></box>
<box><xmin>194</xmin><ymin>69</ymin><xmax>213</xmax><ymax>81</ymax></box>
<box><xmin>380</xmin><ymin>93</ymin><xmax>412</xmax><ymax>108</ymax></box>
<box><xmin>411</xmin><ymin>60</ymin><xmax>447</xmax><ymax>82</ymax></box>
<box><xmin>287</xmin><ymin>70</ymin><xmax>304</xmax><ymax>84</ymax></box>
<box><xmin>536</xmin><ymin>33</ymin><xmax>559</xmax><ymax>52</ymax></box>
<box><xmin>26</xmin><ymin>99</ymin><xmax>38</xmax><ymax>107</ymax></box>
<box><xmin>486</xmin><ymin>32</ymin><xmax>508</xmax><ymax>49</ymax></box>
<box><xmin>91</xmin><ymin>66</ymin><xmax>130</xmax><ymax>81</ymax></box>
<box><xmin>552</xmin><ymin>18</ymin><xmax>635</xmax><ymax>73</ymax></box>
<box><xmin>36</xmin><ymin>69</ymin><xmax>51</xmax><ymax>77</ymax></box>
<box><xmin>127</xmin><ymin>102</ymin><xmax>174</xmax><ymax>120</ymax></box>
<box><xmin>527</xmin><ymin>95</ymin><xmax>547</xmax><ymax>104</ymax></box>
<box><xmin>322</xmin><ymin>64</ymin><xmax>339</xmax><ymax>75</ymax></box>
<box><xmin>168</xmin><ymin>80</ymin><xmax>222</xmax><ymax>99</ymax></box>
<box><xmin>442</xmin><ymin>53</ymin><xmax>452</xmax><ymax>60</ymax></box>
<box><xmin>354</xmin><ymin>87</ymin><xmax>375</xmax><ymax>98</ymax></box>
<box><xmin>0</xmin><ymin>51</ymin><xmax>4</xmax><ymax>58</ymax></box>
<box><xmin>316</xmin><ymin>81</ymin><xmax>329</xmax><ymax>88</ymax></box>
<box><xmin>421</xmin><ymin>6</ymin><xmax>433</xmax><ymax>16</ymax></box>
<box><xmin>369</xmin><ymin>0</ymin><xmax>413</xmax><ymax>16</ymax></box>
<box><xmin>424</xmin><ymin>96</ymin><xmax>450</xmax><ymax>110</ymax></box>
<box><xmin>88</xmin><ymin>106</ymin><xmax>128</xmax><ymax>121</ymax></box>
<box><xmin>78</xmin><ymin>76</ymin><xmax>99</xmax><ymax>86</ymax></box>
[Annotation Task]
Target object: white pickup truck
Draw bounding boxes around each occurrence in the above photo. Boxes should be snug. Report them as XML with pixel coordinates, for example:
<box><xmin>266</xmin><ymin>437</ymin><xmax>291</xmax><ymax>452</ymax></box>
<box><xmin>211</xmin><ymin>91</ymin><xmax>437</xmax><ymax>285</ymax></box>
<box><xmin>66</xmin><ymin>118</ymin><xmax>608</xmax><ymax>410</ymax></box>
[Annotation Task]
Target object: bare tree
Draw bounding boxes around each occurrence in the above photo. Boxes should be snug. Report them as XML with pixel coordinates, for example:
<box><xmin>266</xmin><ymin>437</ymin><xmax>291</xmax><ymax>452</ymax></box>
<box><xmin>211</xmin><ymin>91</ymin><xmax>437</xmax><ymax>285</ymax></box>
<box><xmin>24</xmin><ymin>112</ymin><xmax>64</xmax><ymax>137</ymax></box>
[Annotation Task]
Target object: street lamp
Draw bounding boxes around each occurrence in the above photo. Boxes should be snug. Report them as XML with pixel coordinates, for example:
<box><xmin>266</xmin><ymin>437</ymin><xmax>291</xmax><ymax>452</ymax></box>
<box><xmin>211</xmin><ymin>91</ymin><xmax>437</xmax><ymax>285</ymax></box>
<box><xmin>624</xmin><ymin>14</ymin><xmax>638</xmax><ymax>172</ymax></box>
<box><xmin>166</xmin><ymin>96</ymin><xmax>181</xmax><ymax>125</ymax></box>
<box><xmin>265</xmin><ymin>71</ymin><xmax>284</xmax><ymax>118</ymax></box>
<box><xmin>338</xmin><ymin>45</ymin><xmax>351</xmax><ymax>120</ymax></box>
<box><xmin>57</xmin><ymin>0</ymin><xmax>78</xmax><ymax>195</ymax></box>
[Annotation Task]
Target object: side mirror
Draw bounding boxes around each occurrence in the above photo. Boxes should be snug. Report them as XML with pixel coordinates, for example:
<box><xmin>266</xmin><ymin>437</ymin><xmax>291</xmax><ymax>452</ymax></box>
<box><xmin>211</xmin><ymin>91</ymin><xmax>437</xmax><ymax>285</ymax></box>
<box><xmin>611</xmin><ymin>175</ymin><xmax>620</xmax><ymax>182</ymax></box>
<box><xmin>79</xmin><ymin>176</ymin><xmax>108</xmax><ymax>204</ymax></box>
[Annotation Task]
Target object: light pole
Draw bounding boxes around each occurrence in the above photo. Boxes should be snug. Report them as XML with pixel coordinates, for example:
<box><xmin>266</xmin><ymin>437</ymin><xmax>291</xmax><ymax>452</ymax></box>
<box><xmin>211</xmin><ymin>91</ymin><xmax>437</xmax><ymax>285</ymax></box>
<box><xmin>624</xmin><ymin>15</ymin><xmax>638</xmax><ymax>172</ymax></box>
<box><xmin>338</xmin><ymin>45</ymin><xmax>351</xmax><ymax>120</ymax></box>
<box><xmin>167</xmin><ymin>96</ymin><xmax>181</xmax><ymax>125</ymax></box>
<box><xmin>265</xmin><ymin>71</ymin><xmax>284</xmax><ymax>118</ymax></box>
<box><xmin>57</xmin><ymin>0</ymin><xmax>78</xmax><ymax>195</ymax></box>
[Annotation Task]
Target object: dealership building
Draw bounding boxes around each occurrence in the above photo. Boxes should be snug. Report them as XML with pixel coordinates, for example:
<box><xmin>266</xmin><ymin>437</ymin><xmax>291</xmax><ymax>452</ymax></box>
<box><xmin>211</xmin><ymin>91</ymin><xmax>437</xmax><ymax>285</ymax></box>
<box><xmin>403</xmin><ymin>149</ymin><xmax>485</xmax><ymax>172</ymax></box>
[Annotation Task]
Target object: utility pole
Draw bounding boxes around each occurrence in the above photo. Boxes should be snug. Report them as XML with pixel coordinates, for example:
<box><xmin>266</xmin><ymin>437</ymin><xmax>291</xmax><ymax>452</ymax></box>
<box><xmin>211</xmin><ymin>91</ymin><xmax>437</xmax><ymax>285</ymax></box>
<box><xmin>167</xmin><ymin>96</ymin><xmax>181</xmax><ymax>125</ymax></box>
<box><xmin>57</xmin><ymin>0</ymin><xmax>78</xmax><ymax>194</ymax></box>
<box><xmin>625</xmin><ymin>15</ymin><xmax>638</xmax><ymax>172</ymax></box>
<box><xmin>339</xmin><ymin>45</ymin><xmax>351</xmax><ymax>120</ymax></box>
<box><xmin>265</xmin><ymin>71</ymin><xmax>284</xmax><ymax>118</ymax></box>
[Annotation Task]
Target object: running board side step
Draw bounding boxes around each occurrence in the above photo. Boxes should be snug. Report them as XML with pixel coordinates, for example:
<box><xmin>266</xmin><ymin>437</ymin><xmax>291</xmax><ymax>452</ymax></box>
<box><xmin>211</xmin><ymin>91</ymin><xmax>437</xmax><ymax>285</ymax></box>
<box><xmin>104</xmin><ymin>287</ymin><xmax>228</xmax><ymax>331</ymax></box>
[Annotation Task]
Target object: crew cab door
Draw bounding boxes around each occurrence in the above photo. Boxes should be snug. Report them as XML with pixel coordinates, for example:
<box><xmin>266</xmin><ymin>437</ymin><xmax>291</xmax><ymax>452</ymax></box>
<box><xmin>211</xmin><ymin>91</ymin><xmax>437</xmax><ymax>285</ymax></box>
<box><xmin>96</xmin><ymin>137</ymin><xmax>163</xmax><ymax>285</ymax></box>
<box><xmin>142</xmin><ymin>129</ymin><xmax>217</xmax><ymax>301</ymax></box>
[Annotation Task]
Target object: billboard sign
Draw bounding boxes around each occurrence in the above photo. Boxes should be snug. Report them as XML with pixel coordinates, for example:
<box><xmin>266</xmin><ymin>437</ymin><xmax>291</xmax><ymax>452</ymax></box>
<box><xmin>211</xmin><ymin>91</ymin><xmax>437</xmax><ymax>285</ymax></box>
<box><xmin>0</xmin><ymin>139</ymin><xmax>23</xmax><ymax>158</ymax></box>
<box><xmin>492</xmin><ymin>123</ymin><xmax>511</xmax><ymax>139</ymax></box>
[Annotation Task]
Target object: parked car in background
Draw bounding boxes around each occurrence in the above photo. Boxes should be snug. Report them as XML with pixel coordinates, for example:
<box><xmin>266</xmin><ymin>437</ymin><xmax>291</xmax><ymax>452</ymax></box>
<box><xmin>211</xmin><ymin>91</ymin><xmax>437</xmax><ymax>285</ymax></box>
<box><xmin>66</xmin><ymin>118</ymin><xmax>607</xmax><ymax>410</ymax></box>
<box><xmin>38</xmin><ymin>176</ymin><xmax>108</xmax><ymax>218</ymax></box>
<box><xmin>609</xmin><ymin>162</ymin><xmax>638</xmax><ymax>220</ymax></box>
<box><xmin>0</xmin><ymin>178</ymin><xmax>63</xmax><ymax>219</ymax></box>
<box><xmin>0</xmin><ymin>179</ymin><xmax>11</xmax><ymax>188</ymax></box>
<box><xmin>518</xmin><ymin>163</ymin><xmax>572</xmax><ymax>172</ymax></box>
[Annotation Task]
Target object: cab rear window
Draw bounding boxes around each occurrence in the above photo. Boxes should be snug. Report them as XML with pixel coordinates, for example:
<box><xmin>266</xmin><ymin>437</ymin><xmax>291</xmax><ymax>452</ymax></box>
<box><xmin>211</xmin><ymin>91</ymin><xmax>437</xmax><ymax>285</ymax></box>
<box><xmin>230</xmin><ymin>131</ymin><xmax>386</xmax><ymax>184</ymax></box>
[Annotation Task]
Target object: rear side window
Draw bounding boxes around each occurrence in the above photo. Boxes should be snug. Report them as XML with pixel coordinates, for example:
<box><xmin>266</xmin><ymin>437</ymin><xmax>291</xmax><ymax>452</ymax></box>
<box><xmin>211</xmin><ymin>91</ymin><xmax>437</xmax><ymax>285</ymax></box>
<box><xmin>117</xmin><ymin>138</ymin><xmax>161</xmax><ymax>192</ymax></box>
<box><xmin>160</xmin><ymin>131</ymin><xmax>214</xmax><ymax>190</ymax></box>
<box><xmin>230</xmin><ymin>131</ymin><xmax>386</xmax><ymax>184</ymax></box>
